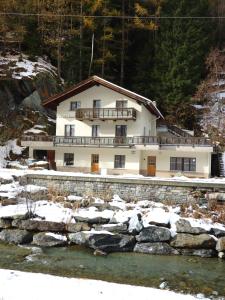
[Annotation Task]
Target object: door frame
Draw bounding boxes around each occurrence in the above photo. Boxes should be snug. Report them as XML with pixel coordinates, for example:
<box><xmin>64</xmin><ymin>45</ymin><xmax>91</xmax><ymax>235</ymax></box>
<box><xmin>147</xmin><ymin>156</ymin><xmax>156</xmax><ymax>176</ymax></box>
<box><xmin>91</xmin><ymin>154</ymin><xmax>99</xmax><ymax>173</ymax></box>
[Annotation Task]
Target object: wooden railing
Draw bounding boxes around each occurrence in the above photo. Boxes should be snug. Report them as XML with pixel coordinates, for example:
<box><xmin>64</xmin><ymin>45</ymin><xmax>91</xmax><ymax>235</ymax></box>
<box><xmin>21</xmin><ymin>135</ymin><xmax>212</xmax><ymax>147</ymax></box>
<box><xmin>21</xmin><ymin>135</ymin><xmax>54</xmax><ymax>142</ymax></box>
<box><xmin>75</xmin><ymin>108</ymin><xmax>137</xmax><ymax>120</ymax></box>
<box><xmin>53</xmin><ymin>136</ymin><xmax>158</xmax><ymax>146</ymax></box>
<box><xmin>159</xmin><ymin>136</ymin><xmax>211</xmax><ymax>146</ymax></box>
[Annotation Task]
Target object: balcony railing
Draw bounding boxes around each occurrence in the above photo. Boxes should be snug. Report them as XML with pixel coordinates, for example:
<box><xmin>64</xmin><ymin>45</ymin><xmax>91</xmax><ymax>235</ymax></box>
<box><xmin>21</xmin><ymin>135</ymin><xmax>54</xmax><ymax>142</ymax></box>
<box><xmin>21</xmin><ymin>135</ymin><xmax>212</xmax><ymax>147</ymax></box>
<box><xmin>75</xmin><ymin>108</ymin><xmax>137</xmax><ymax>120</ymax></box>
<box><xmin>159</xmin><ymin>136</ymin><xmax>210</xmax><ymax>146</ymax></box>
<box><xmin>53</xmin><ymin>136</ymin><xmax>158</xmax><ymax>147</ymax></box>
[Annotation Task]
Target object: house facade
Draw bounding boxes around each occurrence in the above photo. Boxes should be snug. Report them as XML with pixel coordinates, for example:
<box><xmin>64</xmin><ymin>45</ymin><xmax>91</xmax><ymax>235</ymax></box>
<box><xmin>21</xmin><ymin>76</ymin><xmax>213</xmax><ymax>178</ymax></box>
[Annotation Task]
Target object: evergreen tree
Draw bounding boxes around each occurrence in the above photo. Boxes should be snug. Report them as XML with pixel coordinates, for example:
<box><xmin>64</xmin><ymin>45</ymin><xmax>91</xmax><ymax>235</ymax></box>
<box><xmin>151</xmin><ymin>0</ymin><xmax>212</xmax><ymax>123</ymax></box>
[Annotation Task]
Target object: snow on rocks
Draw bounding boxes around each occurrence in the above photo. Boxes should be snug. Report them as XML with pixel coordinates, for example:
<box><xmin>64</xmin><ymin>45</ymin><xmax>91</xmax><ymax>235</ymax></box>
<box><xmin>0</xmin><ymin>269</ymin><xmax>208</xmax><ymax>300</ymax></box>
<box><xmin>0</xmin><ymin>139</ymin><xmax>24</xmax><ymax>168</ymax></box>
<box><xmin>74</xmin><ymin>207</ymin><xmax>114</xmax><ymax>224</ymax></box>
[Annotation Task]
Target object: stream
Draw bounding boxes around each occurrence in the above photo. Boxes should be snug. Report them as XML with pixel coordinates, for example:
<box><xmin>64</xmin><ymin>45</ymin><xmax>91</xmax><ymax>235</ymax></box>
<box><xmin>1</xmin><ymin>243</ymin><xmax>225</xmax><ymax>298</ymax></box>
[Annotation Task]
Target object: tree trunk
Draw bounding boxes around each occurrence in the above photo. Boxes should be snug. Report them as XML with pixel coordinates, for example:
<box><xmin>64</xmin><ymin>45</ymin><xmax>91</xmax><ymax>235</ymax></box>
<box><xmin>79</xmin><ymin>0</ymin><xmax>83</xmax><ymax>81</ymax></box>
<box><xmin>120</xmin><ymin>0</ymin><xmax>125</xmax><ymax>86</ymax></box>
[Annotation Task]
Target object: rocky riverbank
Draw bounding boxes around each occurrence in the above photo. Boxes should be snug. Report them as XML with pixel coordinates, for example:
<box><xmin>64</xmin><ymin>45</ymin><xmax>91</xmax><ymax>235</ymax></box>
<box><xmin>0</xmin><ymin>169</ymin><xmax>225</xmax><ymax>259</ymax></box>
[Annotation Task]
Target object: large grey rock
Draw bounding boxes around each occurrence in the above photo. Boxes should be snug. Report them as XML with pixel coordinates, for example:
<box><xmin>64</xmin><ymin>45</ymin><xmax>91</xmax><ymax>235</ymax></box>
<box><xmin>170</xmin><ymin>234</ymin><xmax>217</xmax><ymax>249</ymax></box>
<box><xmin>66</xmin><ymin>223</ymin><xmax>90</xmax><ymax>233</ymax></box>
<box><xmin>33</xmin><ymin>232</ymin><xmax>67</xmax><ymax>247</ymax></box>
<box><xmin>211</xmin><ymin>227</ymin><xmax>225</xmax><ymax>238</ymax></box>
<box><xmin>176</xmin><ymin>219</ymin><xmax>208</xmax><ymax>235</ymax></box>
<box><xmin>134</xmin><ymin>242</ymin><xmax>179</xmax><ymax>255</ymax></box>
<box><xmin>180</xmin><ymin>249</ymin><xmax>217</xmax><ymax>258</ymax></box>
<box><xmin>88</xmin><ymin>233</ymin><xmax>136</xmax><ymax>253</ymax></box>
<box><xmin>0</xmin><ymin>217</ymin><xmax>12</xmax><ymax>229</ymax></box>
<box><xmin>136</xmin><ymin>226</ymin><xmax>171</xmax><ymax>242</ymax></box>
<box><xmin>74</xmin><ymin>215</ymin><xmax>110</xmax><ymax>224</ymax></box>
<box><xmin>68</xmin><ymin>232</ymin><xmax>91</xmax><ymax>245</ymax></box>
<box><xmin>93</xmin><ymin>223</ymin><xmax>128</xmax><ymax>234</ymax></box>
<box><xmin>12</xmin><ymin>219</ymin><xmax>65</xmax><ymax>232</ymax></box>
<box><xmin>216</xmin><ymin>237</ymin><xmax>225</xmax><ymax>252</ymax></box>
<box><xmin>0</xmin><ymin>229</ymin><xmax>33</xmax><ymax>244</ymax></box>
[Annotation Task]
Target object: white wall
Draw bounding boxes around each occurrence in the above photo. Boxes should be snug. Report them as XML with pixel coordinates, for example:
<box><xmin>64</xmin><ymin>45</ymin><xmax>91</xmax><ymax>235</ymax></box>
<box><xmin>140</xmin><ymin>149</ymin><xmax>211</xmax><ymax>177</ymax></box>
<box><xmin>55</xmin><ymin>147</ymin><xmax>141</xmax><ymax>173</ymax></box>
<box><xmin>56</xmin><ymin>85</ymin><xmax>156</xmax><ymax>137</ymax></box>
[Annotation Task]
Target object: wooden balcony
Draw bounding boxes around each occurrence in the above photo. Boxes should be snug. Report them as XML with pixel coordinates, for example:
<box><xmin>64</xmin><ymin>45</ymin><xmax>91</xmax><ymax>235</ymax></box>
<box><xmin>21</xmin><ymin>135</ymin><xmax>212</xmax><ymax>147</ymax></box>
<box><xmin>53</xmin><ymin>136</ymin><xmax>158</xmax><ymax>147</ymax></box>
<box><xmin>21</xmin><ymin>135</ymin><xmax>54</xmax><ymax>142</ymax></box>
<box><xmin>75</xmin><ymin>108</ymin><xmax>137</xmax><ymax>121</ymax></box>
<box><xmin>159</xmin><ymin>136</ymin><xmax>211</xmax><ymax>146</ymax></box>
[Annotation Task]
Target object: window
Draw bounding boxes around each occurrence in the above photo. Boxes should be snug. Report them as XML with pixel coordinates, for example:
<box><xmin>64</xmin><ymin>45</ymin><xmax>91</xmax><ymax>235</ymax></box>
<box><xmin>92</xmin><ymin>125</ymin><xmax>100</xmax><ymax>137</ymax></box>
<box><xmin>65</xmin><ymin>125</ymin><xmax>75</xmax><ymax>137</ymax></box>
<box><xmin>116</xmin><ymin>100</ymin><xmax>127</xmax><ymax>108</ymax></box>
<box><xmin>114</xmin><ymin>155</ymin><xmax>125</xmax><ymax>168</ymax></box>
<box><xmin>170</xmin><ymin>157</ymin><xmax>196</xmax><ymax>172</ymax></box>
<box><xmin>115</xmin><ymin>125</ymin><xmax>127</xmax><ymax>137</ymax></box>
<box><xmin>93</xmin><ymin>99</ymin><xmax>101</xmax><ymax>108</ymax></box>
<box><xmin>64</xmin><ymin>153</ymin><xmax>74</xmax><ymax>166</ymax></box>
<box><xmin>70</xmin><ymin>101</ymin><xmax>81</xmax><ymax>110</ymax></box>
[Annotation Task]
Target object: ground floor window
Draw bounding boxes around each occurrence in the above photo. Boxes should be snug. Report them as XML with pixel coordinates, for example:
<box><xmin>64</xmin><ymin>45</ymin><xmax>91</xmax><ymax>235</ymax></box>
<box><xmin>114</xmin><ymin>155</ymin><xmax>125</xmax><ymax>168</ymax></box>
<box><xmin>170</xmin><ymin>157</ymin><xmax>196</xmax><ymax>172</ymax></box>
<box><xmin>64</xmin><ymin>153</ymin><xmax>74</xmax><ymax>166</ymax></box>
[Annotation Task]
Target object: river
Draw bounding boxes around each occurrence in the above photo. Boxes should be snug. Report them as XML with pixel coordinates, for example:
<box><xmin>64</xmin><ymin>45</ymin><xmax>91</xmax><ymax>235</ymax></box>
<box><xmin>1</xmin><ymin>243</ymin><xmax>225</xmax><ymax>298</ymax></box>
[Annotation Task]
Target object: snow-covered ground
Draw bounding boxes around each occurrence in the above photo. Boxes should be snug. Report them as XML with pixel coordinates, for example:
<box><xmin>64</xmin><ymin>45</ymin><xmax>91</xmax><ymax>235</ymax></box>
<box><xmin>0</xmin><ymin>269</ymin><xmax>209</xmax><ymax>300</ymax></box>
<box><xmin>0</xmin><ymin>140</ymin><xmax>25</xmax><ymax>168</ymax></box>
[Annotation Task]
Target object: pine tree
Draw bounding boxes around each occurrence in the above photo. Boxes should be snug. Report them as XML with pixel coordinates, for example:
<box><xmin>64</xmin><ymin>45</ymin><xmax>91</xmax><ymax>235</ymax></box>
<box><xmin>152</xmin><ymin>0</ymin><xmax>212</xmax><ymax>123</ymax></box>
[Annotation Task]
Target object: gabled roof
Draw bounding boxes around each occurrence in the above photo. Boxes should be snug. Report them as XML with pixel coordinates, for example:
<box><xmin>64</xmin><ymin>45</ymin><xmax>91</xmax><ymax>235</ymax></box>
<box><xmin>43</xmin><ymin>75</ymin><xmax>163</xmax><ymax>118</ymax></box>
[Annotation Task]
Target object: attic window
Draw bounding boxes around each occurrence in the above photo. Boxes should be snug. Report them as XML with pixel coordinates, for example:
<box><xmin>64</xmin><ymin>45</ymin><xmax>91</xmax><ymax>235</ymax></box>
<box><xmin>116</xmin><ymin>100</ymin><xmax>127</xmax><ymax>108</ymax></box>
<box><xmin>70</xmin><ymin>101</ymin><xmax>81</xmax><ymax>110</ymax></box>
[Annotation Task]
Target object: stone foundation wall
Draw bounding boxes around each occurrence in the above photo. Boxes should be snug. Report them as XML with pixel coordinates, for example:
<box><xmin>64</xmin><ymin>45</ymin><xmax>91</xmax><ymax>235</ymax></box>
<box><xmin>23</xmin><ymin>174</ymin><xmax>225</xmax><ymax>204</ymax></box>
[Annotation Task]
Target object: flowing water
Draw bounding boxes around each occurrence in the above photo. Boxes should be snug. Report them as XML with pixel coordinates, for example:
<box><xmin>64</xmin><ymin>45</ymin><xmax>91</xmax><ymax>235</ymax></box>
<box><xmin>1</xmin><ymin>243</ymin><xmax>225</xmax><ymax>298</ymax></box>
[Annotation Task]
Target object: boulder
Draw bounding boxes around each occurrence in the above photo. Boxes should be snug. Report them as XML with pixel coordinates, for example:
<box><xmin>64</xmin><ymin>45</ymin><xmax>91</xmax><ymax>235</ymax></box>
<box><xmin>216</xmin><ymin>237</ymin><xmax>225</xmax><ymax>252</ymax></box>
<box><xmin>175</xmin><ymin>219</ymin><xmax>208</xmax><ymax>235</ymax></box>
<box><xmin>93</xmin><ymin>223</ymin><xmax>128</xmax><ymax>234</ymax></box>
<box><xmin>136</xmin><ymin>226</ymin><xmax>171</xmax><ymax>242</ymax></box>
<box><xmin>1</xmin><ymin>198</ymin><xmax>18</xmax><ymax>206</ymax></box>
<box><xmin>0</xmin><ymin>229</ymin><xmax>33</xmax><ymax>244</ymax></box>
<box><xmin>12</xmin><ymin>219</ymin><xmax>65</xmax><ymax>232</ymax></box>
<box><xmin>88</xmin><ymin>233</ymin><xmax>136</xmax><ymax>253</ymax></box>
<box><xmin>66</xmin><ymin>223</ymin><xmax>90</xmax><ymax>233</ymax></box>
<box><xmin>134</xmin><ymin>242</ymin><xmax>179</xmax><ymax>255</ymax></box>
<box><xmin>170</xmin><ymin>234</ymin><xmax>217</xmax><ymax>249</ymax></box>
<box><xmin>0</xmin><ymin>217</ymin><xmax>12</xmax><ymax>229</ymax></box>
<box><xmin>180</xmin><ymin>249</ymin><xmax>217</xmax><ymax>258</ymax></box>
<box><xmin>33</xmin><ymin>232</ymin><xmax>67</xmax><ymax>247</ymax></box>
<box><xmin>211</xmin><ymin>227</ymin><xmax>225</xmax><ymax>238</ymax></box>
<box><xmin>68</xmin><ymin>231</ymin><xmax>91</xmax><ymax>245</ymax></box>
<box><xmin>74</xmin><ymin>215</ymin><xmax>110</xmax><ymax>224</ymax></box>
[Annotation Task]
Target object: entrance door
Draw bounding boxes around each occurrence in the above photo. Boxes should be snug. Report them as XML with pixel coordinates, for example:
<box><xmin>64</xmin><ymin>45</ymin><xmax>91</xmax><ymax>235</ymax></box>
<box><xmin>47</xmin><ymin>150</ymin><xmax>56</xmax><ymax>170</ymax></box>
<box><xmin>147</xmin><ymin>156</ymin><xmax>156</xmax><ymax>176</ymax></box>
<box><xmin>91</xmin><ymin>154</ymin><xmax>99</xmax><ymax>173</ymax></box>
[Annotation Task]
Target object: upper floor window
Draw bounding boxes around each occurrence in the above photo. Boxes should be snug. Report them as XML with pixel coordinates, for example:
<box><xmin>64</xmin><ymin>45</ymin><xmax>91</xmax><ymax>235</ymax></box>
<box><xmin>93</xmin><ymin>99</ymin><xmax>101</xmax><ymax>108</ymax></box>
<box><xmin>92</xmin><ymin>125</ymin><xmax>100</xmax><ymax>137</ymax></box>
<box><xmin>114</xmin><ymin>155</ymin><xmax>125</xmax><ymax>168</ymax></box>
<box><xmin>70</xmin><ymin>101</ymin><xmax>81</xmax><ymax>111</ymax></box>
<box><xmin>115</xmin><ymin>125</ymin><xmax>127</xmax><ymax>137</ymax></box>
<box><xmin>65</xmin><ymin>125</ymin><xmax>75</xmax><ymax>137</ymax></box>
<box><xmin>170</xmin><ymin>157</ymin><xmax>196</xmax><ymax>172</ymax></box>
<box><xmin>64</xmin><ymin>153</ymin><xmax>74</xmax><ymax>166</ymax></box>
<box><xmin>116</xmin><ymin>100</ymin><xmax>127</xmax><ymax>108</ymax></box>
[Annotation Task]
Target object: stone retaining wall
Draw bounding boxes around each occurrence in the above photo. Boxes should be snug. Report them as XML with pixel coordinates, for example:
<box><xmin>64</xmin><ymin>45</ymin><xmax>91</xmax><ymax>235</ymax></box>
<box><xmin>23</xmin><ymin>174</ymin><xmax>225</xmax><ymax>203</ymax></box>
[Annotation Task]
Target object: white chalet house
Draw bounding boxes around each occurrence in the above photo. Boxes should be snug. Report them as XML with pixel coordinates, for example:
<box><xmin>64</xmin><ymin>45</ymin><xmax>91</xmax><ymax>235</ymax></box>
<box><xmin>22</xmin><ymin>76</ymin><xmax>213</xmax><ymax>178</ymax></box>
